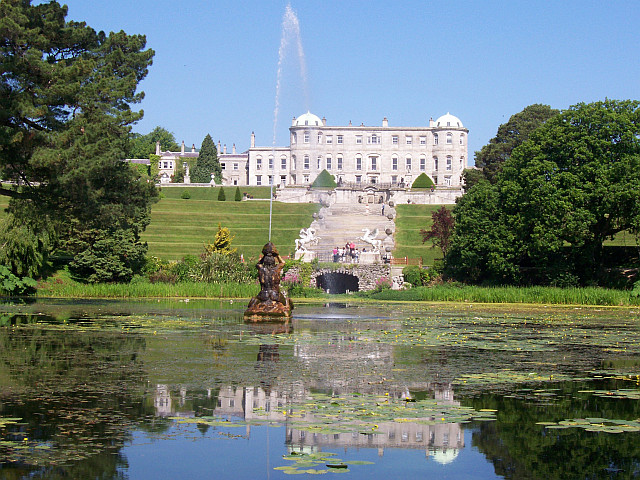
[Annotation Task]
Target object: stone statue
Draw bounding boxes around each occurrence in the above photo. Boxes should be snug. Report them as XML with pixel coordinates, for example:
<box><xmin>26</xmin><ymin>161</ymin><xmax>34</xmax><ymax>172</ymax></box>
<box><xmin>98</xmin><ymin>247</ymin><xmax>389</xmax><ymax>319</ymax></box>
<box><xmin>359</xmin><ymin>228</ymin><xmax>382</xmax><ymax>253</ymax></box>
<box><xmin>245</xmin><ymin>242</ymin><xmax>292</xmax><ymax>318</ymax></box>
<box><xmin>294</xmin><ymin>227</ymin><xmax>319</xmax><ymax>253</ymax></box>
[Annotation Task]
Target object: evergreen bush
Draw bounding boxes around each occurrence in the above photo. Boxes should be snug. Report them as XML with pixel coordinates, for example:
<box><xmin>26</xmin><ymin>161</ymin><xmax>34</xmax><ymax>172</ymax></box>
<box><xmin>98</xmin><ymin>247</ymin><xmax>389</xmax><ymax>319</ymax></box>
<box><xmin>180</xmin><ymin>190</ymin><xmax>191</xmax><ymax>199</ymax></box>
<box><xmin>217</xmin><ymin>187</ymin><xmax>226</xmax><ymax>201</ymax></box>
<box><xmin>234</xmin><ymin>186</ymin><xmax>242</xmax><ymax>201</ymax></box>
<box><xmin>411</xmin><ymin>173</ymin><xmax>435</xmax><ymax>189</ymax></box>
<box><xmin>311</xmin><ymin>169</ymin><xmax>337</xmax><ymax>188</ymax></box>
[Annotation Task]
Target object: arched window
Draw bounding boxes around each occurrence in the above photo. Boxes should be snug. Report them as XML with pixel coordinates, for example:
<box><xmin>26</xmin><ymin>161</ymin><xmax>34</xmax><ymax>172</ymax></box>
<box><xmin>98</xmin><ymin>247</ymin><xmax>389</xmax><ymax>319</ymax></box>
<box><xmin>317</xmin><ymin>156</ymin><xmax>322</xmax><ymax>169</ymax></box>
<box><xmin>256</xmin><ymin>157</ymin><xmax>262</xmax><ymax>170</ymax></box>
<box><xmin>433</xmin><ymin>156</ymin><xmax>439</xmax><ymax>171</ymax></box>
<box><xmin>420</xmin><ymin>156</ymin><xmax>426</xmax><ymax>171</ymax></box>
<box><xmin>268</xmin><ymin>156</ymin><xmax>274</xmax><ymax>170</ymax></box>
<box><xmin>303</xmin><ymin>155</ymin><xmax>309</xmax><ymax>169</ymax></box>
<box><xmin>446</xmin><ymin>156</ymin><xmax>452</xmax><ymax>171</ymax></box>
<box><xmin>446</xmin><ymin>133</ymin><xmax>453</xmax><ymax>145</ymax></box>
<box><xmin>459</xmin><ymin>134</ymin><xmax>465</xmax><ymax>145</ymax></box>
<box><xmin>392</xmin><ymin>156</ymin><xmax>398</xmax><ymax>171</ymax></box>
<box><xmin>356</xmin><ymin>155</ymin><xmax>362</xmax><ymax>171</ymax></box>
<box><xmin>433</xmin><ymin>133</ymin><xmax>438</xmax><ymax>145</ymax></box>
<box><xmin>281</xmin><ymin>156</ymin><xmax>287</xmax><ymax>169</ymax></box>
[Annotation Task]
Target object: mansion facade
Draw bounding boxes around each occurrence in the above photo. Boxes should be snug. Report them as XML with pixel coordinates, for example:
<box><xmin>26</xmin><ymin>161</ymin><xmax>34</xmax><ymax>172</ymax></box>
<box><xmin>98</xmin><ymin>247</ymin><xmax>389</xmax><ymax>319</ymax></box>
<box><xmin>154</xmin><ymin>111</ymin><xmax>469</xmax><ymax>188</ymax></box>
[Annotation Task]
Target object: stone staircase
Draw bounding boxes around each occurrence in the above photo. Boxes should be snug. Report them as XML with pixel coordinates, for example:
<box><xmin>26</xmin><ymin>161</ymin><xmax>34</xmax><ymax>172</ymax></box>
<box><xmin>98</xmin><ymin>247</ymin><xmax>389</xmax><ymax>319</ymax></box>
<box><xmin>306</xmin><ymin>202</ymin><xmax>396</xmax><ymax>262</ymax></box>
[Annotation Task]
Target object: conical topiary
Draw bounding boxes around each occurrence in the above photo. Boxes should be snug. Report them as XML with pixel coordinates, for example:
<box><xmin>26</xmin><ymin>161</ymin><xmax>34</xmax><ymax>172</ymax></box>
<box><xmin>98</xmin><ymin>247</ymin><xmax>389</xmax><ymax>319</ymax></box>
<box><xmin>411</xmin><ymin>173</ymin><xmax>435</xmax><ymax>189</ymax></box>
<box><xmin>311</xmin><ymin>169</ymin><xmax>337</xmax><ymax>188</ymax></box>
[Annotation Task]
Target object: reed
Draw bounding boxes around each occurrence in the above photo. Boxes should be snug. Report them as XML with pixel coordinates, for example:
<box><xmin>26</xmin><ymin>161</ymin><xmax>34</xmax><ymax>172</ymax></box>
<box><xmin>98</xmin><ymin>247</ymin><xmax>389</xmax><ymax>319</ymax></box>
<box><xmin>369</xmin><ymin>284</ymin><xmax>640</xmax><ymax>306</ymax></box>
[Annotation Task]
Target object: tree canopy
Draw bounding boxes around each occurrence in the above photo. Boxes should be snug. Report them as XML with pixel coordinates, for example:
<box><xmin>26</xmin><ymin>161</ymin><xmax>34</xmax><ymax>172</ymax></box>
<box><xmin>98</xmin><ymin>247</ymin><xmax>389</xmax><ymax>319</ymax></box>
<box><xmin>464</xmin><ymin>104</ymin><xmax>559</xmax><ymax>190</ymax></box>
<box><xmin>128</xmin><ymin>126</ymin><xmax>179</xmax><ymax>159</ymax></box>
<box><xmin>191</xmin><ymin>134</ymin><xmax>220</xmax><ymax>183</ymax></box>
<box><xmin>446</xmin><ymin>100</ymin><xmax>640</xmax><ymax>286</ymax></box>
<box><xmin>0</xmin><ymin>0</ymin><xmax>157</xmax><ymax>280</ymax></box>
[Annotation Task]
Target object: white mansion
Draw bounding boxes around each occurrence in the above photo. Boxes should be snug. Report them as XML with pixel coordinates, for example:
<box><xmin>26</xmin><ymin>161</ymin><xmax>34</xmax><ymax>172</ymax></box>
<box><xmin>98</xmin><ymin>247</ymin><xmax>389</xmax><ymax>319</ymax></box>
<box><xmin>154</xmin><ymin>111</ymin><xmax>468</xmax><ymax>189</ymax></box>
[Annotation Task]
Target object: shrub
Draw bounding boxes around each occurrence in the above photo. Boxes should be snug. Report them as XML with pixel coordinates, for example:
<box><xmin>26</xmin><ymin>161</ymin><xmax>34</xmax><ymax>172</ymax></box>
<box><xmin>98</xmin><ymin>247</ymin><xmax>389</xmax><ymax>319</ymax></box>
<box><xmin>234</xmin><ymin>186</ymin><xmax>242</xmax><ymax>201</ymax></box>
<box><xmin>311</xmin><ymin>169</ymin><xmax>337</xmax><ymax>188</ymax></box>
<box><xmin>0</xmin><ymin>265</ymin><xmax>37</xmax><ymax>295</ymax></box>
<box><xmin>180</xmin><ymin>190</ymin><xmax>191</xmax><ymax>199</ymax></box>
<box><xmin>217</xmin><ymin>187</ymin><xmax>226</xmax><ymax>201</ymax></box>
<box><xmin>373</xmin><ymin>276</ymin><xmax>393</xmax><ymax>292</ymax></box>
<box><xmin>411</xmin><ymin>173</ymin><xmax>435</xmax><ymax>189</ymax></box>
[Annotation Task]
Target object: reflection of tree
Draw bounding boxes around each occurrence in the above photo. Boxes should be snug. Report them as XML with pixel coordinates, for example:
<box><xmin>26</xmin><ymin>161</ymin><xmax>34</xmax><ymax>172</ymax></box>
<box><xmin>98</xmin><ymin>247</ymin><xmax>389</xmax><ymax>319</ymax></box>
<box><xmin>0</xmin><ymin>325</ymin><xmax>151</xmax><ymax>476</ymax></box>
<box><xmin>469</xmin><ymin>380</ymin><xmax>640</xmax><ymax>479</ymax></box>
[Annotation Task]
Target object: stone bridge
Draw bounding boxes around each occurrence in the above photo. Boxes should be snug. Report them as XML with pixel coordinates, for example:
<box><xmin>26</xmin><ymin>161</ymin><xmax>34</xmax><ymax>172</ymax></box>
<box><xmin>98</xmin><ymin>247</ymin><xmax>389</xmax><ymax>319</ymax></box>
<box><xmin>289</xmin><ymin>264</ymin><xmax>402</xmax><ymax>294</ymax></box>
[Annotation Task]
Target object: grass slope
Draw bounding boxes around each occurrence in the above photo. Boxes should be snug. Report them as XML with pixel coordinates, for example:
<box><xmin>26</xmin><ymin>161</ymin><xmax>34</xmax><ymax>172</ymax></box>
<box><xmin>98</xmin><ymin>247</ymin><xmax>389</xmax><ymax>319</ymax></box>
<box><xmin>142</xmin><ymin>186</ymin><xmax>319</xmax><ymax>260</ymax></box>
<box><xmin>393</xmin><ymin>204</ymin><xmax>450</xmax><ymax>264</ymax></box>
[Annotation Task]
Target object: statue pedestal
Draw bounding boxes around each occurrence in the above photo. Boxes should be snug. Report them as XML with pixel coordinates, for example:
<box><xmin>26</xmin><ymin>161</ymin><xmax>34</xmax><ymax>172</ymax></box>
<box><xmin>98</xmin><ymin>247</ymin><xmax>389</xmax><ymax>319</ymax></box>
<box><xmin>360</xmin><ymin>251</ymin><xmax>381</xmax><ymax>264</ymax></box>
<box><xmin>294</xmin><ymin>250</ymin><xmax>316</xmax><ymax>262</ymax></box>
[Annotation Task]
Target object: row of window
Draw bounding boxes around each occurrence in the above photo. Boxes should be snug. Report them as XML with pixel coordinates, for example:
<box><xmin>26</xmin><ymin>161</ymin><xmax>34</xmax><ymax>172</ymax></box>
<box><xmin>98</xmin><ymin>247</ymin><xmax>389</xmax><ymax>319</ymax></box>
<box><xmin>292</xmin><ymin>132</ymin><xmax>465</xmax><ymax>146</ymax></box>
<box><xmin>254</xmin><ymin>174</ymin><xmax>456</xmax><ymax>187</ymax></box>
<box><xmin>255</xmin><ymin>154</ymin><xmax>464</xmax><ymax>172</ymax></box>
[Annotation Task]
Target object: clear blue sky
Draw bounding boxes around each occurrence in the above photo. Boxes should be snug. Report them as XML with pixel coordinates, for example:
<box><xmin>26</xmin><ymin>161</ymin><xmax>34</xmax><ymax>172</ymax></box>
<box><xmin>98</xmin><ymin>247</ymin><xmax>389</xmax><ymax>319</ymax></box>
<box><xmin>59</xmin><ymin>0</ymin><xmax>639</xmax><ymax>164</ymax></box>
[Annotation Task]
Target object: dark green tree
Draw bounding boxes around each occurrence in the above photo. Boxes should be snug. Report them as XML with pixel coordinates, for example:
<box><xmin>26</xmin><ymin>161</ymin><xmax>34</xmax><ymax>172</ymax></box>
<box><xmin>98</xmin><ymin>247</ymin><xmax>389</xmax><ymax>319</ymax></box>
<box><xmin>234</xmin><ymin>186</ymin><xmax>242</xmax><ymax>201</ymax></box>
<box><xmin>447</xmin><ymin>100</ymin><xmax>640</xmax><ymax>286</ymax></box>
<box><xmin>191</xmin><ymin>134</ymin><xmax>220</xmax><ymax>183</ymax></box>
<box><xmin>0</xmin><ymin>0</ymin><xmax>157</xmax><ymax>280</ymax></box>
<box><xmin>311</xmin><ymin>169</ymin><xmax>337</xmax><ymax>188</ymax></box>
<box><xmin>128</xmin><ymin>126</ymin><xmax>179</xmax><ymax>159</ymax></box>
<box><xmin>217</xmin><ymin>186</ymin><xmax>226</xmax><ymax>201</ymax></box>
<box><xmin>466</xmin><ymin>104</ymin><xmax>559</xmax><ymax>190</ymax></box>
<box><xmin>411</xmin><ymin>173</ymin><xmax>435</xmax><ymax>189</ymax></box>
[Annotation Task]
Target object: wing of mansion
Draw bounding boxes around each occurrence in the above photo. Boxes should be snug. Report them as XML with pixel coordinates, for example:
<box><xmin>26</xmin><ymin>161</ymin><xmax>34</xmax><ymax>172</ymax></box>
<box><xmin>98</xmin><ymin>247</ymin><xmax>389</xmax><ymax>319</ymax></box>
<box><xmin>147</xmin><ymin>111</ymin><xmax>469</xmax><ymax>192</ymax></box>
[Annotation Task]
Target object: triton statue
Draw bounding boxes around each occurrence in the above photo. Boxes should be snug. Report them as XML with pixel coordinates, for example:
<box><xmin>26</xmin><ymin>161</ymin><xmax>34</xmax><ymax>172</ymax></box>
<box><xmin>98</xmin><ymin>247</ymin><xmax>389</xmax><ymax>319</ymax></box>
<box><xmin>245</xmin><ymin>242</ymin><xmax>292</xmax><ymax>319</ymax></box>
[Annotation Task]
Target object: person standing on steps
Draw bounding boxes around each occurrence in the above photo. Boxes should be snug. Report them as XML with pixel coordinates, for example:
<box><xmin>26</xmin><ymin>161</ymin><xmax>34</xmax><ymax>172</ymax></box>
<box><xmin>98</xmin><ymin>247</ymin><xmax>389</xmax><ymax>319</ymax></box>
<box><xmin>381</xmin><ymin>203</ymin><xmax>385</xmax><ymax>216</ymax></box>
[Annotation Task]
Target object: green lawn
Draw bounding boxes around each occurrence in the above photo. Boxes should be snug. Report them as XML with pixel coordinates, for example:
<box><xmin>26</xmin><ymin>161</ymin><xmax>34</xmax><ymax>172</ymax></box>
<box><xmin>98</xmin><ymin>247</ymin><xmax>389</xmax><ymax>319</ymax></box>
<box><xmin>143</xmin><ymin>186</ymin><xmax>319</xmax><ymax>260</ymax></box>
<box><xmin>393</xmin><ymin>204</ymin><xmax>451</xmax><ymax>264</ymax></box>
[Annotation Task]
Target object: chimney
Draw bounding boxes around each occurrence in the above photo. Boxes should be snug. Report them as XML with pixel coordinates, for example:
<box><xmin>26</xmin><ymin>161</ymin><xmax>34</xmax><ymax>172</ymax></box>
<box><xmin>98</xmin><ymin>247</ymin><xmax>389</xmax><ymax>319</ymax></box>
<box><xmin>223</xmin><ymin>144</ymin><xmax>227</xmax><ymax>154</ymax></box>
<box><xmin>191</xmin><ymin>144</ymin><xmax>195</xmax><ymax>152</ymax></box>
<box><xmin>382</xmin><ymin>117</ymin><xmax>388</xmax><ymax>127</ymax></box>
<box><xmin>181</xmin><ymin>140</ymin><xmax>185</xmax><ymax>154</ymax></box>
<box><xmin>251</xmin><ymin>131</ymin><xmax>255</xmax><ymax>148</ymax></box>
<box><xmin>232</xmin><ymin>143</ymin><xmax>236</xmax><ymax>154</ymax></box>
<box><xmin>322</xmin><ymin>117</ymin><xmax>327</xmax><ymax>126</ymax></box>
<box><xmin>155</xmin><ymin>141</ymin><xmax>160</xmax><ymax>155</ymax></box>
<box><xmin>217</xmin><ymin>140</ymin><xmax>222</xmax><ymax>151</ymax></box>
<box><xmin>429</xmin><ymin>117</ymin><xmax>435</xmax><ymax>127</ymax></box>
<box><xmin>292</xmin><ymin>116</ymin><xmax>296</xmax><ymax>126</ymax></box>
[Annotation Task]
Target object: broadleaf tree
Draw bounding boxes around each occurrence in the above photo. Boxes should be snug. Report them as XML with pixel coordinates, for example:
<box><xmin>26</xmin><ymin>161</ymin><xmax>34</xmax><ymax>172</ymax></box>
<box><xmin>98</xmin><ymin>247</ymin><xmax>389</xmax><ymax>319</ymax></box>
<box><xmin>0</xmin><ymin>0</ymin><xmax>157</xmax><ymax>280</ymax></box>
<box><xmin>446</xmin><ymin>99</ymin><xmax>640</xmax><ymax>286</ymax></box>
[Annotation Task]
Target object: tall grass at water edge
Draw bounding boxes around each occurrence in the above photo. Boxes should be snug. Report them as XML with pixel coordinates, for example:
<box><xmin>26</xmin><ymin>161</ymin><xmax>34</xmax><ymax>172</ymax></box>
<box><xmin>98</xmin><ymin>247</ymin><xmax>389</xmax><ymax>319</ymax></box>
<box><xmin>369</xmin><ymin>285</ymin><xmax>640</xmax><ymax>306</ymax></box>
<box><xmin>37</xmin><ymin>280</ymin><xmax>260</xmax><ymax>299</ymax></box>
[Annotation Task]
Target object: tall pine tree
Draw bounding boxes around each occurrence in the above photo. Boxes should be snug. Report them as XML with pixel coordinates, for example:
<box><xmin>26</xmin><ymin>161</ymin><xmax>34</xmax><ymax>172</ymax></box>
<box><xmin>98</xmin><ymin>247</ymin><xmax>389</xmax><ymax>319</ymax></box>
<box><xmin>191</xmin><ymin>134</ymin><xmax>221</xmax><ymax>183</ymax></box>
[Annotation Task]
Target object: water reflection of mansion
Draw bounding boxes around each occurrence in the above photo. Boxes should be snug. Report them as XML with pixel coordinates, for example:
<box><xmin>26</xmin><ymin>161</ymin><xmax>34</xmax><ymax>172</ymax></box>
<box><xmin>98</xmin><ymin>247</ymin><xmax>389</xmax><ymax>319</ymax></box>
<box><xmin>151</xmin><ymin>111</ymin><xmax>468</xmax><ymax>190</ymax></box>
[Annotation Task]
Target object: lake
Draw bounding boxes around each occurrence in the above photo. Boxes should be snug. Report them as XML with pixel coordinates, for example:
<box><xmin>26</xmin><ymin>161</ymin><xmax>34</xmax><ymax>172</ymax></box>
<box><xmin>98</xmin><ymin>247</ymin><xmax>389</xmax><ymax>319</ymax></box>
<box><xmin>1</xmin><ymin>299</ymin><xmax>640</xmax><ymax>479</ymax></box>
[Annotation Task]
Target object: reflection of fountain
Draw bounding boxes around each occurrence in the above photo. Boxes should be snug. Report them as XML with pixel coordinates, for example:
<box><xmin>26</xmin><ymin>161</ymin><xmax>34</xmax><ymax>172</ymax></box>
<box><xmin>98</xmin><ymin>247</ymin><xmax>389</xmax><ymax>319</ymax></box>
<box><xmin>245</xmin><ymin>242</ymin><xmax>292</xmax><ymax>318</ymax></box>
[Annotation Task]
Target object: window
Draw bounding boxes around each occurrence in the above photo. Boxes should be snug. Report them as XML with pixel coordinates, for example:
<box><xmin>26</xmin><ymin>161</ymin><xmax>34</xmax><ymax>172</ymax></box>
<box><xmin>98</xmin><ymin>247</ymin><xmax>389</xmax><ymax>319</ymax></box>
<box><xmin>406</xmin><ymin>156</ymin><xmax>412</xmax><ymax>171</ymax></box>
<box><xmin>460</xmin><ymin>134</ymin><xmax>465</xmax><ymax>145</ymax></box>
<box><xmin>433</xmin><ymin>133</ymin><xmax>438</xmax><ymax>145</ymax></box>
<box><xmin>370</xmin><ymin>157</ymin><xmax>377</xmax><ymax>170</ymax></box>
<box><xmin>355</xmin><ymin>175</ymin><xmax>362</xmax><ymax>184</ymax></box>
<box><xmin>369</xmin><ymin>176</ymin><xmax>377</xmax><ymax>184</ymax></box>
<box><xmin>303</xmin><ymin>174</ymin><xmax>309</xmax><ymax>183</ymax></box>
<box><xmin>420</xmin><ymin>157</ymin><xmax>426</xmax><ymax>171</ymax></box>
<box><xmin>337</xmin><ymin>135</ymin><xmax>343</xmax><ymax>144</ymax></box>
<box><xmin>392</xmin><ymin>135</ymin><xmax>399</xmax><ymax>145</ymax></box>
<box><xmin>317</xmin><ymin>156</ymin><xmax>322</xmax><ymax>169</ymax></box>
<box><xmin>233</xmin><ymin>163</ymin><xmax>239</xmax><ymax>170</ymax></box>
<box><xmin>356</xmin><ymin>156</ymin><xmax>362</xmax><ymax>170</ymax></box>
<box><xmin>256</xmin><ymin>175</ymin><xmax>262</xmax><ymax>185</ymax></box>
<box><xmin>304</xmin><ymin>131</ymin><xmax>310</xmax><ymax>143</ymax></box>
<box><xmin>326</xmin><ymin>135</ymin><xmax>333</xmax><ymax>144</ymax></box>
<box><xmin>268</xmin><ymin>157</ymin><xmax>273</xmax><ymax>169</ymax></box>
<box><xmin>256</xmin><ymin>158</ymin><xmax>262</xmax><ymax>170</ymax></box>
<box><xmin>220</xmin><ymin>162</ymin><xmax>226</xmax><ymax>170</ymax></box>
<box><xmin>460</xmin><ymin>156</ymin><xmax>465</xmax><ymax>168</ymax></box>
<box><xmin>281</xmin><ymin>157</ymin><xmax>287</xmax><ymax>169</ymax></box>
<box><xmin>280</xmin><ymin>175</ymin><xmax>286</xmax><ymax>185</ymax></box>
<box><xmin>392</xmin><ymin>157</ymin><xmax>398</xmax><ymax>171</ymax></box>
<box><xmin>326</xmin><ymin>156</ymin><xmax>332</xmax><ymax>169</ymax></box>
<box><xmin>406</xmin><ymin>136</ymin><xmax>413</xmax><ymax>145</ymax></box>
<box><xmin>162</xmin><ymin>161</ymin><xmax>168</xmax><ymax>169</ymax></box>
<box><xmin>356</xmin><ymin>135</ymin><xmax>362</xmax><ymax>144</ymax></box>
<box><xmin>420</xmin><ymin>136</ymin><xmax>426</xmax><ymax>145</ymax></box>
<box><xmin>434</xmin><ymin>157</ymin><xmax>439</xmax><ymax>170</ymax></box>
<box><xmin>444</xmin><ymin>175</ymin><xmax>452</xmax><ymax>186</ymax></box>
<box><xmin>233</xmin><ymin>179</ymin><xmax>238</xmax><ymax>185</ymax></box>
<box><xmin>446</xmin><ymin>156</ymin><xmax>452</xmax><ymax>170</ymax></box>
<box><xmin>369</xmin><ymin>134</ymin><xmax>380</xmax><ymax>144</ymax></box>
<box><xmin>268</xmin><ymin>175</ymin><xmax>273</xmax><ymax>185</ymax></box>
<box><xmin>337</xmin><ymin>156</ymin><xmax>343</xmax><ymax>170</ymax></box>
<box><xmin>303</xmin><ymin>155</ymin><xmax>309</xmax><ymax>169</ymax></box>
<box><xmin>391</xmin><ymin>175</ymin><xmax>398</xmax><ymax>184</ymax></box>
<box><xmin>317</xmin><ymin>132</ymin><xmax>322</xmax><ymax>143</ymax></box>
<box><xmin>446</xmin><ymin>133</ymin><xmax>453</xmax><ymax>144</ymax></box>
